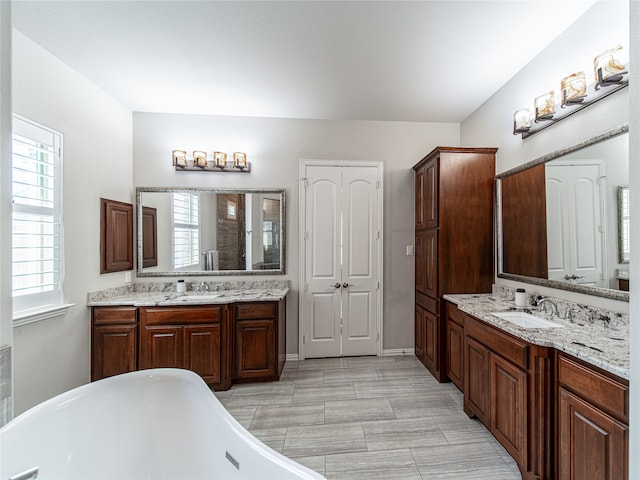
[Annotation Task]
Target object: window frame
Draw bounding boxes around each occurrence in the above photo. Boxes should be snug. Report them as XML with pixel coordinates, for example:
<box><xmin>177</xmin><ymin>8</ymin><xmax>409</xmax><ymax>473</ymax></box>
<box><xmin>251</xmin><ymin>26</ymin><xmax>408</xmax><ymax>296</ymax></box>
<box><xmin>11</xmin><ymin>115</ymin><xmax>66</xmax><ymax>320</ymax></box>
<box><xmin>171</xmin><ymin>191</ymin><xmax>201</xmax><ymax>270</ymax></box>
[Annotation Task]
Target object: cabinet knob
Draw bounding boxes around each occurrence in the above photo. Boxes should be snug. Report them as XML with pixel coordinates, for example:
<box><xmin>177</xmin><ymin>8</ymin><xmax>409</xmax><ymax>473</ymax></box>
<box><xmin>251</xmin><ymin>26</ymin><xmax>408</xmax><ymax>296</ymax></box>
<box><xmin>342</xmin><ymin>283</ymin><xmax>349</xmax><ymax>288</ymax></box>
<box><xmin>333</xmin><ymin>283</ymin><xmax>341</xmax><ymax>288</ymax></box>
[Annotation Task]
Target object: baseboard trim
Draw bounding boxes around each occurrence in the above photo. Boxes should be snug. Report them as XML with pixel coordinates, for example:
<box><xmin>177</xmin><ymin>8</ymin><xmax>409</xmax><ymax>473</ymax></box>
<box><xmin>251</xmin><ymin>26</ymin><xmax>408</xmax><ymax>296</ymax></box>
<box><xmin>383</xmin><ymin>348</ymin><xmax>415</xmax><ymax>356</ymax></box>
<box><xmin>286</xmin><ymin>349</ymin><xmax>414</xmax><ymax>362</ymax></box>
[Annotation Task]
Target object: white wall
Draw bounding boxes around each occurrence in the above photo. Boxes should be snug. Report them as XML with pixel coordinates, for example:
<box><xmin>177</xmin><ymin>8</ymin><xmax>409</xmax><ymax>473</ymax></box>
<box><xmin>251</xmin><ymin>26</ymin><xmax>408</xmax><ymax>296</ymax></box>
<box><xmin>461</xmin><ymin>0</ymin><xmax>630</xmax><ymax>313</ymax></box>
<box><xmin>133</xmin><ymin>113</ymin><xmax>459</xmax><ymax>354</ymax></box>
<box><xmin>11</xmin><ymin>31</ymin><xmax>133</xmax><ymax>414</ymax></box>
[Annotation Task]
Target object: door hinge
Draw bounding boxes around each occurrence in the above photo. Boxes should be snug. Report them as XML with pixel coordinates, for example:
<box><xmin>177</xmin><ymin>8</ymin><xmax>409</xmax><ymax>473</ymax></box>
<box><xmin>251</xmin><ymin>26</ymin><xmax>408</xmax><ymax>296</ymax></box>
<box><xmin>376</xmin><ymin>281</ymin><xmax>380</xmax><ymax>290</ymax></box>
<box><xmin>304</xmin><ymin>283</ymin><xmax>308</xmax><ymax>292</ymax></box>
<box><xmin>305</xmin><ymin>231</ymin><xmax>310</xmax><ymax>239</ymax></box>
<box><xmin>300</xmin><ymin>177</ymin><xmax>309</xmax><ymax>188</ymax></box>
<box><xmin>303</xmin><ymin>335</ymin><xmax>306</xmax><ymax>344</ymax></box>
<box><xmin>376</xmin><ymin>231</ymin><xmax>380</xmax><ymax>239</ymax></box>
<box><xmin>376</xmin><ymin>180</ymin><xmax>380</xmax><ymax>189</ymax></box>
<box><xmin>376</xmin><ymin>332</ymin><xmax>380</xmax><ymax>341</ymax></box>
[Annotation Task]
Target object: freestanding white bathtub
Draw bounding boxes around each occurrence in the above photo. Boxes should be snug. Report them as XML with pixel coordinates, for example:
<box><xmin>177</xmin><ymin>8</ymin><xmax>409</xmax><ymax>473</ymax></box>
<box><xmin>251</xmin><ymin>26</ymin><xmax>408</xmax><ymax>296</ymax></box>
<box><xmin>0</xmin><ymin>369</ymin><xmax>325</xmax><ymax>480</ymax></box>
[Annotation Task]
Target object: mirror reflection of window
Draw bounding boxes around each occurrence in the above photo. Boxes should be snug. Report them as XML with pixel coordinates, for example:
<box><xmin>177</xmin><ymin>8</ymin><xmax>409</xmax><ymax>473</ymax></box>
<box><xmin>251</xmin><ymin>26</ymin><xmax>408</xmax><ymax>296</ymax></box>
<box><xmin>618</xmin><ymin>186</ymin><xmax>630</xmax><ymax>263</ymax></box>
<box><xmin>172</xmin><ymin>192</ymin><xmax>200</xmax><ymax>269</ymax></box>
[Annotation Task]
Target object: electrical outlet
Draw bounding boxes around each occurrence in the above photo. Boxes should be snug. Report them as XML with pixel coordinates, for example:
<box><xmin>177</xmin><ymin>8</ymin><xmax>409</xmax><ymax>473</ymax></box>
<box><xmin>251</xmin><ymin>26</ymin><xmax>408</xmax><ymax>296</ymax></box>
<box><xmin>124</xmin><ymin>271</ymin><xmax>132</xmax><ymax>283</ymax></box>
<box><xmin>406</xmin><ymin>245</ymin><xmax>414</xmax><ymax>256</ymax></box>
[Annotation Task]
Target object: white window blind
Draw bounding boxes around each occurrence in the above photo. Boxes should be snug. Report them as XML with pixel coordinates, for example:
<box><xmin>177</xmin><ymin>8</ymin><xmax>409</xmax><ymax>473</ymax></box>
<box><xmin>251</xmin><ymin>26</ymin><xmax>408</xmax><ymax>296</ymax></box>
<box><xmin>12</xmin><ymin>116</ymin><xmax>63</xmax><ymax>314</ymax></box>
<box><xmin>172</xmin><ymin>192</ymin><xmax>200</xmax><ymax>269</ymax></box>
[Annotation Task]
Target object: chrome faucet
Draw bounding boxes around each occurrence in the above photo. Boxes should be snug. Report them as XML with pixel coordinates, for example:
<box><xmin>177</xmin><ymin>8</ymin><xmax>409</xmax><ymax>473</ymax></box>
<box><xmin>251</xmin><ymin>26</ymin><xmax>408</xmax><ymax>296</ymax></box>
<box><xmin>536</xmin><ymin>297</ymin><xmax>559</xmax><ymax>317</ymax></box>
<box><xmin>198</xmin><ymin>281</ymin><xmax>210</xmax><ymax>294</ymax></box>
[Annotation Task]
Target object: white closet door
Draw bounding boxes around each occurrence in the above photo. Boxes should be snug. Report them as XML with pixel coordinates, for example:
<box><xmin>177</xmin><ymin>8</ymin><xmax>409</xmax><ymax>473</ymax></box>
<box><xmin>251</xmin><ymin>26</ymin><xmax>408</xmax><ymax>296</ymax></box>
<box><xmin>301</xmin><ymin>162</ymin><xmax>382</xmax><ymax>358</ymax></box>
<box><xmin>546</xmin><ymin>161</ymin><xmax>604</xmax><ymax>286</ymax></box>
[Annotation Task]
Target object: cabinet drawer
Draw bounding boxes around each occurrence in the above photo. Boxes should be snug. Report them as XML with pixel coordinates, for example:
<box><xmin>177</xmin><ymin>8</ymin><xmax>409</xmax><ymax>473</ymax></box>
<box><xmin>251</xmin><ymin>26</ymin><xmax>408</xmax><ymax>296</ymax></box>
<box><xmin>93</xmin><ymin>307</ymin><xmax>137</xmax><ymax>325</ymax></box>
<box><xmin>416</xmin><ymin>291</ymin><xmax>438</xmax><ymax>314</ymax></box>
<box><xmin>557</xmin><ymin>354</ymin><xmax>628</xmax><ymax>423</ymax></box>
<box><xmin>445</xmin><ymin>301</ymin><xmax>464</xmax><ymax>326</ymax></box>
<box><xmin>235</xmin><ymin>303</ymin><xmax>276</xmax><ymax>320</ymax></box>
<box><xmin>142</xmin><ymin>306</ymin><xmax>221</xmax><ymax>325</ymax></box>
<box><xmin>465</xmin><ymin>315</ymin><xmax>528</xmax><ymax>370</ymax></box>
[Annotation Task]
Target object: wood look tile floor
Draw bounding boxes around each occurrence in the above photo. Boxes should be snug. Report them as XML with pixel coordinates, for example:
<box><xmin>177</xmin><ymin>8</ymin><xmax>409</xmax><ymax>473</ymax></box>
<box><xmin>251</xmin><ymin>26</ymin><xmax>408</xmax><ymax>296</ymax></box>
<box><xmin>214</xmin><ymin>356</ymin><xmax>521</xmax><ymax>480</ymax></box>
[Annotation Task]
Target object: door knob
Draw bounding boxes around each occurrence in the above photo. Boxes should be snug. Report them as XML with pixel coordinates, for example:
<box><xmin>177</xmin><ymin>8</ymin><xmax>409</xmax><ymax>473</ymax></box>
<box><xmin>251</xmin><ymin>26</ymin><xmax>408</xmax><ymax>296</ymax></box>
<box><xmin>342</xmin><ymin>283</ymin><xmax>349</xmax><ymax>288</ymax></box>
<box><xmin>333</xmin><ymin>283</ymin><xmax>341</xmax><ymax>288</ymax></box>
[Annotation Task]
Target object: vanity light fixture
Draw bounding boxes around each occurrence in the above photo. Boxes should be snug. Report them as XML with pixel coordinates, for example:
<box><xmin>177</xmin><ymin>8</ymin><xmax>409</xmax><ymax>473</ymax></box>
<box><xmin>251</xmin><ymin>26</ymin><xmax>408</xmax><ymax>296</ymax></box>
<box><xmin>171</xmin><ymin>150</ymin><xmax>251</xmax><ymax>173</ymax></box>
<box><xmin>513</xmin><ymin>45</ymin><xmax>628</xmax><ymax>139</ymax></box>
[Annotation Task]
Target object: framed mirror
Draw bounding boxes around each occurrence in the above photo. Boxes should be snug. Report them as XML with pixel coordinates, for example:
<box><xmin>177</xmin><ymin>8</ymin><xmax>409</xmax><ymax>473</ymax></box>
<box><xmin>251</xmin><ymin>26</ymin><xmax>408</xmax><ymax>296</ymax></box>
<box><xmin>136</xmin><ymin>187</ymin><xmax>286</xmax><ymax>276</ymax></box>
<box><xmin>496</xmin><ymin>125</ymin><xmax>629</xmax><ymax>301</ymax></box>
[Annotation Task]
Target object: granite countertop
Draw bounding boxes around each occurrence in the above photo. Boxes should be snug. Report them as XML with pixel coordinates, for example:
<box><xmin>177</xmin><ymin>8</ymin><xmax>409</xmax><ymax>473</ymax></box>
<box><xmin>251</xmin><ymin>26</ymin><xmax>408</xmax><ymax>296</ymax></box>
<box><xmin>87</xmin><ymin>280</ymin><xmax>289</xmax><ymax>307</ymax></box>
<box><xmin>443</xmin><ymin>293</ymin><xmax>629</xmax><ymax>380</ymax></box>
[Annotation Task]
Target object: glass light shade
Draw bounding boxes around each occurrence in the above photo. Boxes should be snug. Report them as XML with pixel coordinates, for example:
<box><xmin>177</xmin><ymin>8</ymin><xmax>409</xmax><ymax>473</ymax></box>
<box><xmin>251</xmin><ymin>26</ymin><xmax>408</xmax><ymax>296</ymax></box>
<box><xmin>193</xmin><ymin>150</ymin><xmax>208</xmax><ymax>168</ymax></box>
<box><xmin>561</xmin><ymin>72</ymin><xmax>587</xmax><ymax>105</ymax></box>
<box><xmin>513</xmin><ymin>109</ymin><xmax>531</xmax><ymax>133</ymax></box>
<box><xmin>534</xmin><ymin>91</ymin><xmax>555</xmax><ymax>121</ymax></box>
<box><xmin>172</xmin><ymin>149</ymin><xmax>187</xmax><ymax>168</ymax></box>
<box><xmin>233</xmin><ymin>152</ymin><xmax>247</xmax><ymax>168</ymax></box>
<box><xmin>214</xmin><ymin>151</ymin><xmax>227</xmax><ymax>168</ymax></box>
<box><xmin>594</xmin><ymin>45</ymin><xmax>627</xmax><ymax>85</ymax></box>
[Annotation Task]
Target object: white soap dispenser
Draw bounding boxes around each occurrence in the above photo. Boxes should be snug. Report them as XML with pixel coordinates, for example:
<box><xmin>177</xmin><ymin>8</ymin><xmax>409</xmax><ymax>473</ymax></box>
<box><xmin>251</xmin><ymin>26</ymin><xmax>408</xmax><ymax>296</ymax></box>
<box><xmin>515</xmin><ymin>288</ymin><xmax>527</xmax><ymax>308</ymax></box>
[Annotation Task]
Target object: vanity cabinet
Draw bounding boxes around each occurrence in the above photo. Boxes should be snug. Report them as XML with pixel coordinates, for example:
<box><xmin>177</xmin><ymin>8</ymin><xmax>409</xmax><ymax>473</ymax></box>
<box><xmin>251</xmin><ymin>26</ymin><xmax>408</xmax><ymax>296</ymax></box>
<box><xmin>463</xmin><ymin>311</ymin><xmax>552</xmax><ymax>478</ymax></box>
<box><xmin>138</xmin><ymin>305</ymin><xmax>231</xmax><ymax>390</ymax></box>
<box><xmin>413</xmin><ymin>147</ymin><xmax>496</xmax><ymax>381</ymax></box>
<box><xmin>557</xmin><ymin>353</ymin><xmax>628</xmax><ymax>480</ymax></box>
<box><xmin>91</xmin><ymin>306</ymin><xmax>137</xmax><ymax>381</ymax></box>
<box><xmin>91</xmin><ymin>298</ymin><xmax>286</xmax><ymax>391</ymax></box>
<box><xmin>233</xmin><ymin>301</ymin><xmax>285</xmax><ymax>381</ymax></box>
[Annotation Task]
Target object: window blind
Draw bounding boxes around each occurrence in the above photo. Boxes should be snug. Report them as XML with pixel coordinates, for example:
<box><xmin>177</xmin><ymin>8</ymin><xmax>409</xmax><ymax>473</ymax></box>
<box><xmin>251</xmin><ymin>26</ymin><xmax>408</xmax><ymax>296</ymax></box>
<box><xmin>172</xmin><ymin>192</ymin><xmax>200</xmax><ymax>269</ymax></box>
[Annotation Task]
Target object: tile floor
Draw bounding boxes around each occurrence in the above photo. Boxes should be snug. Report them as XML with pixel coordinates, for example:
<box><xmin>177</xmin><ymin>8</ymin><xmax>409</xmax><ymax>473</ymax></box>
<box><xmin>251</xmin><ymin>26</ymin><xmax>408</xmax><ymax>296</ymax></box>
<box><xmin>214</xmin><ymin>355</ymin><xmax>522</xmax><ymax>479</ymax></box>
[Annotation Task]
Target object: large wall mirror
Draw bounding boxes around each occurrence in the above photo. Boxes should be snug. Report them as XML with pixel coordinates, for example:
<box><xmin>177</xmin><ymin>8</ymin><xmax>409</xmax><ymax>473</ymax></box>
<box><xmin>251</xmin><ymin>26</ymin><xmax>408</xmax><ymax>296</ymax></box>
<box><xmin>497</xmin><ymin>125</ymin><xmax>629</xmax><ymax>301</ymax></box>
<box><xmin>136</xmin><ymin>187</ymin><xmax>285</xmax><ymax>276</ymax></box>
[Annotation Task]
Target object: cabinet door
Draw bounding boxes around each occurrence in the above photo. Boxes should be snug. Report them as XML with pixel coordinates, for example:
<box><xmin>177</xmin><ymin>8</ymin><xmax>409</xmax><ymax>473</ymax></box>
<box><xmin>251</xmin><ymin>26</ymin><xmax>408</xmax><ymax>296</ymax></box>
<box><xmin>446</xmin><ymin>319</ymin><xmax>464</xmax><ymax>390</ymax></box>
<box><xmin>559</xmin><ymin>388</ymin><xmax>628</xmax><ymax>480</ymax></box>
<box><xmin>423</xmin><ymin>158</ymin><xmax>439</xmax><ymax>229</ymax></box>
<box><xmin>184</xmin><ymin>324</ymin><xmax>222</xmax><ymax>384</ymax></box>
<box><xmin>464</xmin><ymin>336</ymin><xmax>490</xmax><ymax>425</ymax></box>
<box><xmin>140</xmin><ymin>326</ymin><xmax>183</xmax><ymax>369</ymax></box>
<box><xmin>415</xmin><ymin>305</ymin><xmax>425</xmax><ymax>364</ymax></box>
<box><xmin>234</xmin><ymin>319</ymin><xmax>275</xmax><ymax>380</ymax></box>
<box><xmin>490</xmin><ymin>353</ymin><xmax>527</xmax><ymax>465</ymax></box>
<box><xmin>92</xmin><ymin>324</ymin><xmax>137</xmax><ymax>381</ymax></box>
<box><xmin>415</xmin><ymin>167</ymin><xmax>425</xmax><ymax>229</ymax></box>
<box><xmin>424</xmin><ymin>309</ymin><xmax>438</xmax><ymax>373</ymax></box>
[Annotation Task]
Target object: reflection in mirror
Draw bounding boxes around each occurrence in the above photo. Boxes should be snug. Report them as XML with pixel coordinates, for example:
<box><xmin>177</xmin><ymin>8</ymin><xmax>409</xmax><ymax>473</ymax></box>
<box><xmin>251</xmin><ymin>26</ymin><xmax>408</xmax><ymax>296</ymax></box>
<box><xmin>136</xmin><ymin>187</ymin><xmax>285</xmax><ymax>276</ymax></box>
<box><xmin>497</xmin><ymin>125</ymin><xmax>629</xmax><ymax>301</ymax></box>
<box><xmin>618</xmin><ymin>186</ymin><xmax>629</xmax><ymax>264</ymax></box>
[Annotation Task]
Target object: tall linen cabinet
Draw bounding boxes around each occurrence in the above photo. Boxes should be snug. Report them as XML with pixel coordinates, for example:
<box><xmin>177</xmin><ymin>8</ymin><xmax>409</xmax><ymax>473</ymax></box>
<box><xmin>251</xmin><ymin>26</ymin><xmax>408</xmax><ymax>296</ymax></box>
<box><xmin>413</xmin><ymin>147</ymin><xmax>496</xmax><ymax>382</ymax></box>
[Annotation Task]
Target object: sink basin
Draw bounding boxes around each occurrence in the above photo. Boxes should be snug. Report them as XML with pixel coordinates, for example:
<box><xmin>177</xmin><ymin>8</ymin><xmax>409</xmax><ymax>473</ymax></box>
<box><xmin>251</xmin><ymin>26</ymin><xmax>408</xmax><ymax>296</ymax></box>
<box><xmin>175</xmin><ymin>293</ymin><xmax>224</xmax><ymax>302</ymax></box>
<box><xmin>491</xmin><ymin>311</ymin><xmax>563</xmax><ymax>329</ymax></box>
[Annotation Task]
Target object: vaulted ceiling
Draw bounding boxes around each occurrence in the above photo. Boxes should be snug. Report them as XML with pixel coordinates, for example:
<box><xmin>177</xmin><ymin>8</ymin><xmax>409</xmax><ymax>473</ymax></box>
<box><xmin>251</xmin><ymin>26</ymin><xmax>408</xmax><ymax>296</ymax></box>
<box><xmin>13</xmin><ymin>0</ymin><xmax>596</xmax><ymax>122</ymax></box>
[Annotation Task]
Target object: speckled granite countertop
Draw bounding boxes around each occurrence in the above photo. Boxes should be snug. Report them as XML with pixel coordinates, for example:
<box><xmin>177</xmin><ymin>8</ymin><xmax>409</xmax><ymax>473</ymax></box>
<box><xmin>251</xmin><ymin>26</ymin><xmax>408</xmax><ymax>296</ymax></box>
<box><xmin>87</xmin><ymin>280</ymin><xmax>289</xmax><ymax>307</ymax></box>
<box><xmin>443</xmin><ymin>293</ymin><xmax>629</xmax><ymax>380</ymax></box>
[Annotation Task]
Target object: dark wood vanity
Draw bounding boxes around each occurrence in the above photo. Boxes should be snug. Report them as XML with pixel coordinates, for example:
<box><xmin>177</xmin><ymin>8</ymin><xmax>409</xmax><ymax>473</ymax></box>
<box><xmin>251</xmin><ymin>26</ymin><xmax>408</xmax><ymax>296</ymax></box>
<box><xmin>445</xmin><ymin>301</ymin><xmax>629</xmax><ymax>480</ymax></box>
<box><xmin>91</xmin><ymin>299</ymin><xmax>286</xmax><ymax>390</ymax></box>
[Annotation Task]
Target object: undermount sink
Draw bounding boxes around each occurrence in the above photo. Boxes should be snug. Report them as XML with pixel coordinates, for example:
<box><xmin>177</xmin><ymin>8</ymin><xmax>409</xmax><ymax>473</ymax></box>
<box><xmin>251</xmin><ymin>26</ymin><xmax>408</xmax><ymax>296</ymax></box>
<box><xmin>175</xmin><ymin>293</ymin><xmax>225</xmax><ymax>301</ymax></box>
<box><xmin>491</xmin><ymin>311</ymin><xmax>564</xmax><ymax>329</ymax></box>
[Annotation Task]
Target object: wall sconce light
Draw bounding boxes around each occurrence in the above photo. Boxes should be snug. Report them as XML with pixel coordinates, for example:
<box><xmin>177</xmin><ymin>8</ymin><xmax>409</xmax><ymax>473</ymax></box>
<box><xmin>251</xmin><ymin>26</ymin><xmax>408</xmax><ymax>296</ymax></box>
<box><xmin>561</xmin><ymin>71</ymin><xmax>587</xmax><ymax>107</ymax></box>
<box><xmin>193</xmin><ymin>150</ymin><xmax>208</xmax><ymax>169</ymax></box>
<box><xmin>214</xmin><ymin>151</ymin><xmax>228</xmax><ymax>169</ymax></box>
<box><xmin>172</xmin><ymin>150</ymin><xmax>187</xmax><ymax>168</ymax></box>
<box><xmin>233</xmin><ymin>152</ymin><xmax>247</xmax><ymax>170</ymax></box>
<box><xmin>594</xmin><ymin>45</ymin><xmax>627</xmax><ymax>90</ymax></box>
<box><xmin>513</xmin><ymin>108</ymin><xmax>531</xmax><ymax>134</ymax></box>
